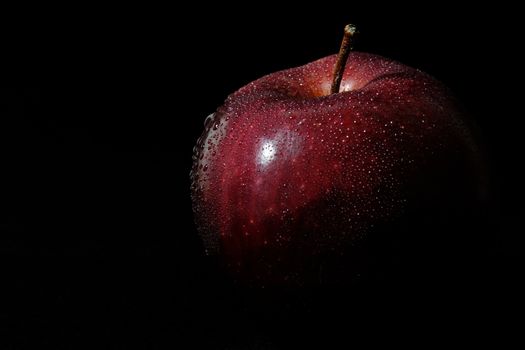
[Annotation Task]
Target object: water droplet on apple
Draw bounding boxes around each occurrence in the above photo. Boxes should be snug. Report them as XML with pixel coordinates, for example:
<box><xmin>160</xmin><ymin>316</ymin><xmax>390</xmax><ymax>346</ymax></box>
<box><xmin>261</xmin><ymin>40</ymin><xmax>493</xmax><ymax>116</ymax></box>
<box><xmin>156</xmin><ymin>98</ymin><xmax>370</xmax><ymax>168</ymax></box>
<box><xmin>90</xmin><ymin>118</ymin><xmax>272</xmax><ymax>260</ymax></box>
<box><xmin>204</xmin><ymin>113</ymin><xmax>215</xmax><ymax>128</ymax></box>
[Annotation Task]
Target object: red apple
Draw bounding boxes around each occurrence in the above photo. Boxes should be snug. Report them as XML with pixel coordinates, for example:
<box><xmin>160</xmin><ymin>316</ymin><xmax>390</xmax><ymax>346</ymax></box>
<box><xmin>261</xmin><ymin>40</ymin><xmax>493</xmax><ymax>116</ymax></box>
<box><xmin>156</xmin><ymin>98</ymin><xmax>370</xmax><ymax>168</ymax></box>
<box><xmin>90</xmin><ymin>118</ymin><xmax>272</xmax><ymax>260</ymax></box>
<box><xmin>191</xmin><ymin>29</ymin><xmax>485</xmax><ymax>286</ymax></box>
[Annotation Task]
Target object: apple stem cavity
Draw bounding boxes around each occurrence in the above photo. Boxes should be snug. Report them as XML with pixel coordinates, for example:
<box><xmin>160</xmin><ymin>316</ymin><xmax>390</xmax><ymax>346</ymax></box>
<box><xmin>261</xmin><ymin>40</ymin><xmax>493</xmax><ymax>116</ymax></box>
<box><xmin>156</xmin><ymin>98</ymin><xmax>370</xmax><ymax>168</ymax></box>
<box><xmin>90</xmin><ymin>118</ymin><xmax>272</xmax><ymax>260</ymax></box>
<box><xmin>330</xmin><ymin>24</ymin><xmax>357</xmax><ymax>94</ymax></box>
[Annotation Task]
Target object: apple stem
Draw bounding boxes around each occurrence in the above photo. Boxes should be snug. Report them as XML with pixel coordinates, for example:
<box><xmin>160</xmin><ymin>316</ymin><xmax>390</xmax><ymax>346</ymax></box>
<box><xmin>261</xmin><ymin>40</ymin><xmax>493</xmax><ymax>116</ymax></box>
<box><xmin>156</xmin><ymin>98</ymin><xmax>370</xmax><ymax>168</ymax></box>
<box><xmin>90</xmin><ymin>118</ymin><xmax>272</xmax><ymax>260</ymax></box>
<box><xmin>330</xmin><ymin>24</ymin><xmax>357</xmax><ymax>94</ymax></box>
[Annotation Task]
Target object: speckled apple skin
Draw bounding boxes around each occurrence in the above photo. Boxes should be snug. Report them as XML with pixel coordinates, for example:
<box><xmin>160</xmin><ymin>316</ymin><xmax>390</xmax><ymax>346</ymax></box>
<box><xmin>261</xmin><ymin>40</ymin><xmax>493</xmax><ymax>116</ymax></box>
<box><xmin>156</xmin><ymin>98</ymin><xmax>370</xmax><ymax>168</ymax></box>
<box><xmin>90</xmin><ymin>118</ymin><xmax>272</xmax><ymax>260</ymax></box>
<box><xmin>191</xmin><ymin>52</ymin><xmax>485</xmax><ymax>286</ymax></box>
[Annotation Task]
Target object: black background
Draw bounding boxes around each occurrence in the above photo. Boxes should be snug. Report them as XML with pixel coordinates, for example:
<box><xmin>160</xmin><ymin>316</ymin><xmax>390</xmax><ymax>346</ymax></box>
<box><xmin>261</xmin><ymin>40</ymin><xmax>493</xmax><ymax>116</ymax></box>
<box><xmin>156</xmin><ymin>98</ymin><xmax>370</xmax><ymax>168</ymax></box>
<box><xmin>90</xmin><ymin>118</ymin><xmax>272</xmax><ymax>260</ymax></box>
<box><xmin>2</xmin><ymin>4</ymin><xmax>524</xmax><ymax>348</ymax></box>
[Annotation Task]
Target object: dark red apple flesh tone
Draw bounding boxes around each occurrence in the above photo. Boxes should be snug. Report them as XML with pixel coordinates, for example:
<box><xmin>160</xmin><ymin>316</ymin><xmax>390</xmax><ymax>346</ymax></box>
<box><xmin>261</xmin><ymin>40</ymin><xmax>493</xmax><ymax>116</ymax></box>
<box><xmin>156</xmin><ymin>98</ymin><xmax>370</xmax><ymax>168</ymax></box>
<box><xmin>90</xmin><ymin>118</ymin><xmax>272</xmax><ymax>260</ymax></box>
<box><xmin>191</xmin><ymin>29</ymin><xmax>485</xmax><ymax>286</ymax></box>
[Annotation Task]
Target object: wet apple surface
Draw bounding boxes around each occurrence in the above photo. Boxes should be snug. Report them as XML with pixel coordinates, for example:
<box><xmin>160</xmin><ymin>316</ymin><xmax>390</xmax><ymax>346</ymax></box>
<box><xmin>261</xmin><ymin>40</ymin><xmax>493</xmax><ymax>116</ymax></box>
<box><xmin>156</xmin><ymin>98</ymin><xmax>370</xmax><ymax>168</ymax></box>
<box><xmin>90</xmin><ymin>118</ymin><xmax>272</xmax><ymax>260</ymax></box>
<box><xmin>191</xmin><ymin>52</ymin><xmax>485</xmax><ymax>286</ymax></box>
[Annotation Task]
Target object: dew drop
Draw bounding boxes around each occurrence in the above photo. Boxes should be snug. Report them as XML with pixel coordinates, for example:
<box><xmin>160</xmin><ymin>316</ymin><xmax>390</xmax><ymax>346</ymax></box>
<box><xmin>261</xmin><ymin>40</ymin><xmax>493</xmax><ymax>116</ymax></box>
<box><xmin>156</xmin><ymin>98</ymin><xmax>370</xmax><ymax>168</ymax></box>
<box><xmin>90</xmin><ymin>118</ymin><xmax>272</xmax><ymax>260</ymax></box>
<box><xmin>204</xmin><ymin>113</ymin><xmax>215</xmax><ymax>128</ymax></box>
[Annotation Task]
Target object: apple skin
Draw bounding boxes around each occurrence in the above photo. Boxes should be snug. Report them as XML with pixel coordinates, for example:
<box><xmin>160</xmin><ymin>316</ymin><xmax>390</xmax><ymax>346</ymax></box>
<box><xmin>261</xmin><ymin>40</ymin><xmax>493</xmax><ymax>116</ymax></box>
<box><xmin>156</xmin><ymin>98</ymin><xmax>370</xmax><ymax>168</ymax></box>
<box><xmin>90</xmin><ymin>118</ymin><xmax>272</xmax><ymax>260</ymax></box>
<box><xmin>191</xmin><ymin>52</ymin><xmax>486</xmax><ymax>286</ymax></box>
